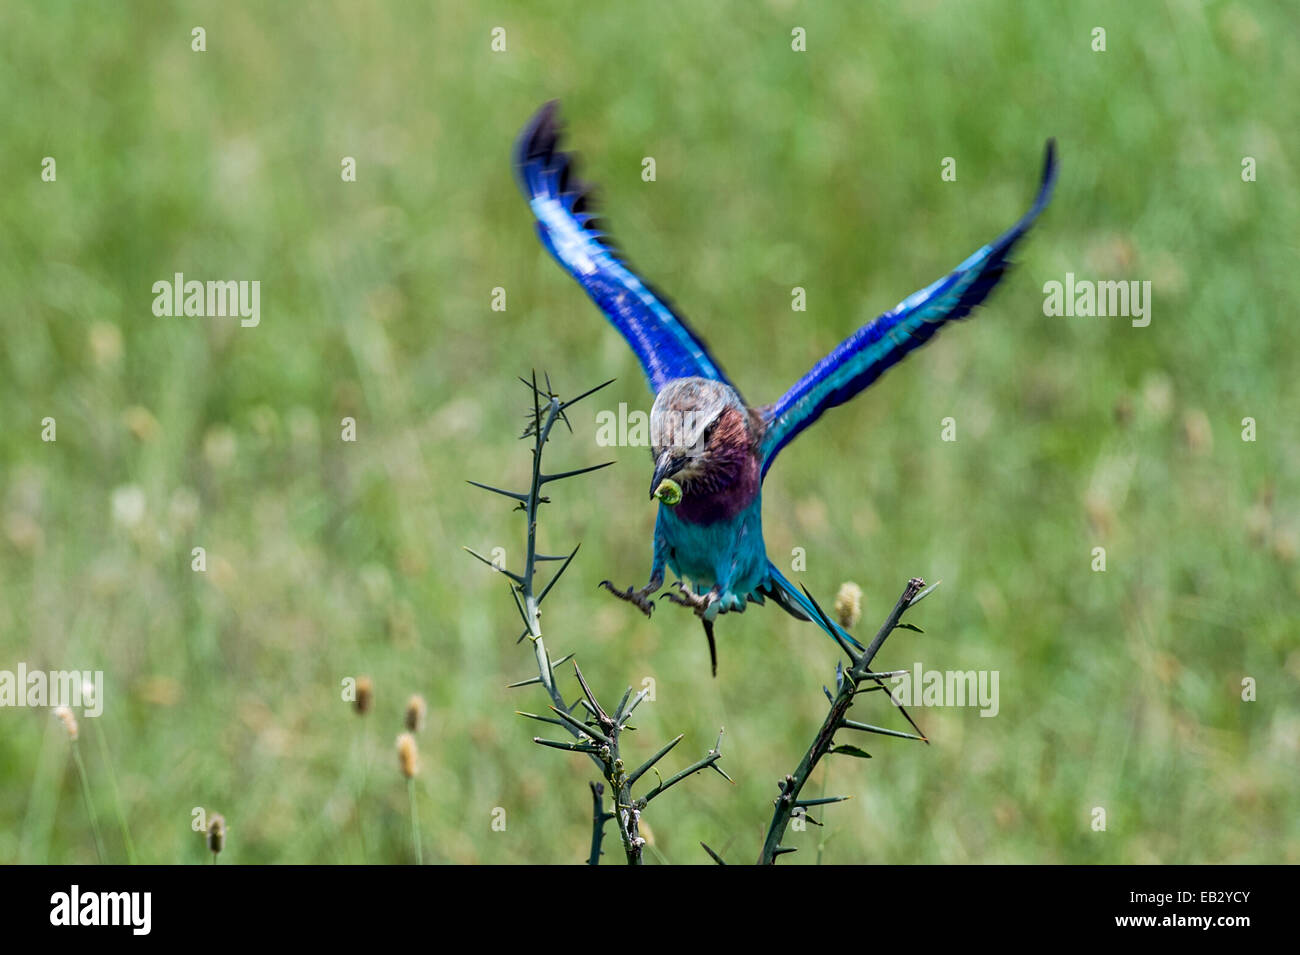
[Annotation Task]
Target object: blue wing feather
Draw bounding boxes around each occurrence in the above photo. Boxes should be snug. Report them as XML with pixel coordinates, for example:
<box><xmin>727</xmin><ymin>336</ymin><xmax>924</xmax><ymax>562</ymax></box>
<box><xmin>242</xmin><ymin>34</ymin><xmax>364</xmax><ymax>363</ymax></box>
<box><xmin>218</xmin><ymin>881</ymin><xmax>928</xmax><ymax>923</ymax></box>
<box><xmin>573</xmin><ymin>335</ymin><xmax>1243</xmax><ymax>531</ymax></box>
<box><xmin>759</xmin><ymin>140</ymin><xmax>1058</xmax><ymax>476</ymax></box>
<box><xmin>513</xmin><ymin>102</ymin><xmax>733</xmax><ymax>395</ymax></box>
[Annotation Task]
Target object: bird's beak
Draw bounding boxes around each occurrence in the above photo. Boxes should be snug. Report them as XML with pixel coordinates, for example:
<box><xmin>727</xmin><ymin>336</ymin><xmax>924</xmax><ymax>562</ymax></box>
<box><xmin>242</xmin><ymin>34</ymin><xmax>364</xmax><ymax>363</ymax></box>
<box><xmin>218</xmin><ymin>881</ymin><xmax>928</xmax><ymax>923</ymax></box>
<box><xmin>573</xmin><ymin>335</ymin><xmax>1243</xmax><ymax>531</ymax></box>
<box><xmin>650</xmin><ymin>451</ymin><xmax>685</xmax><ymax>499</ymax></box>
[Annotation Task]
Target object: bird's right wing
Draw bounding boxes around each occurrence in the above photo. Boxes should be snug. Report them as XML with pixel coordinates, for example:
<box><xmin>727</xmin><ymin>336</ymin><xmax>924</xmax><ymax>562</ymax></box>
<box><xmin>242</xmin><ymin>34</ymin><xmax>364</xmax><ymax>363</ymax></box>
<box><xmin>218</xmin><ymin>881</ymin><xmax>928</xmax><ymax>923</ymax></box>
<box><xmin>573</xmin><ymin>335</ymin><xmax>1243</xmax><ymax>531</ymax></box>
<box><xmin>758</xmin><ymin>141</ymin><xmax>1058</xmax><ymax>477</ymax></box>
<box><xmin>513</xmin><ymin>101</ymin><xmax>734</xmax><ymax>395</ymax></box>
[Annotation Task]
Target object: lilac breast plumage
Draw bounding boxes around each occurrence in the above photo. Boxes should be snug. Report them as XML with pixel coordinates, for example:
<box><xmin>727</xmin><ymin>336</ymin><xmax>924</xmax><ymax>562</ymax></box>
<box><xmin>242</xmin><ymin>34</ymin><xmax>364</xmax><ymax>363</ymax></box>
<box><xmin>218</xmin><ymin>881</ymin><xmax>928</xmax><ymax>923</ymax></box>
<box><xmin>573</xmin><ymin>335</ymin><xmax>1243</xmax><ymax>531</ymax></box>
<box><xmin>672</xmin><ymin>441</ymin><xmax>760</xmax><ymax>524</ymax></box>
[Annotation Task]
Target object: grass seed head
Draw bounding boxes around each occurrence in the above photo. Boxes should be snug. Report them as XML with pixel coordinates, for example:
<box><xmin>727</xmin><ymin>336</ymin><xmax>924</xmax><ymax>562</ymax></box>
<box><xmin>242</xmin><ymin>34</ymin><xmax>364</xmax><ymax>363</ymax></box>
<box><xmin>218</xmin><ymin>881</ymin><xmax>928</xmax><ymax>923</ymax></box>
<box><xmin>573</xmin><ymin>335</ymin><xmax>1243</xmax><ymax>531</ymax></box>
<box><xmin>405</xmin><ymin>694</ymin><xmax>426</xmax><ymax>733</ymax></box>
<box><xmin>207</xmin><ymin>813</ymin><xmax>225</xmax><ymax>855</ymax></box>
<box><xmin>834</xmin><ymin>581</ymin><xmax>863</xmax><ymax>630</ymax></box>
<box><xmin>397</xmin><ymin>732</ymin><xmax>420</xmax><ymax>778</ymax></box>
<box><xmin>54</xmin><ymin>706</ymin><xmax>78</xmax><ymax>741</ymax></box>
<box><xmin>354</xmin><ymin>675</ymin><xmax>373</xmax><ymax>715</ymax></box>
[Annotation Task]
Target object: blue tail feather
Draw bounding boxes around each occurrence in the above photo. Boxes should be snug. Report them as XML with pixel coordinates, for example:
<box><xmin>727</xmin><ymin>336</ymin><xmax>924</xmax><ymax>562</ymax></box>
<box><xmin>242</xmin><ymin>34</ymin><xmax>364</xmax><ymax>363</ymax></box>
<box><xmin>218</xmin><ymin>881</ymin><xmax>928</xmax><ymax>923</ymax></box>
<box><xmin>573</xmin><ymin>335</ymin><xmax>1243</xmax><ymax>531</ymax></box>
<box><xmin>762</xmin><ymin>561</ymin><xmax>865</xmax><ymax>651</ymax></box>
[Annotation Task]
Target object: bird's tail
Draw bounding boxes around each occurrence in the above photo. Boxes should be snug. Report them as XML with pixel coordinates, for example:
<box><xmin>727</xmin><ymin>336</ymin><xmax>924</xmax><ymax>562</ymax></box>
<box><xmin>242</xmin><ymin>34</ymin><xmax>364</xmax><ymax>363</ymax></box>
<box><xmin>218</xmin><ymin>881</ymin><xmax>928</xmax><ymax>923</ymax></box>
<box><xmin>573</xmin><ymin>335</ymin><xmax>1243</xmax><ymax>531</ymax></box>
<box><xmin>761</xmin><ymin>561</ymin><xmax>865</xmax><ymax>651</ymax></box>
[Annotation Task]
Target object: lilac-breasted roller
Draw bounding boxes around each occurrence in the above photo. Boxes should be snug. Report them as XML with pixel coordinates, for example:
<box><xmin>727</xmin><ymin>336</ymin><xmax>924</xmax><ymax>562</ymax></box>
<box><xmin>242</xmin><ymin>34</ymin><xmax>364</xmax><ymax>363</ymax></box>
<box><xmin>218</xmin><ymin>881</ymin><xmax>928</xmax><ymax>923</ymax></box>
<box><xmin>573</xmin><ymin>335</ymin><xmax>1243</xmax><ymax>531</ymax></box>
<box><xmin>513</xmin><ymin>101</ymin><xmax>1057</xmax><ymax>674</ymax></box>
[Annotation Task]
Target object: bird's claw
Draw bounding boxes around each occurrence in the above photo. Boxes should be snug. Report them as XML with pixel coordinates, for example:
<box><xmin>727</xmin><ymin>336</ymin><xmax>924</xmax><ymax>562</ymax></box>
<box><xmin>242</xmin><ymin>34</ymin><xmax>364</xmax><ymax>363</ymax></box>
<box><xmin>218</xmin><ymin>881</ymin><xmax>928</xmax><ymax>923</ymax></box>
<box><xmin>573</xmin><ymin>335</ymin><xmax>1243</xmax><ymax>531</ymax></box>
<box><xmin>660</xmin><ymin>581</ymin><xmax>717</xmax><ymax>617</ymax></box>
<box><xmin>599</xmin><ymin>580</ymin><xmax>657</xmax><ymax>619</ymax></box>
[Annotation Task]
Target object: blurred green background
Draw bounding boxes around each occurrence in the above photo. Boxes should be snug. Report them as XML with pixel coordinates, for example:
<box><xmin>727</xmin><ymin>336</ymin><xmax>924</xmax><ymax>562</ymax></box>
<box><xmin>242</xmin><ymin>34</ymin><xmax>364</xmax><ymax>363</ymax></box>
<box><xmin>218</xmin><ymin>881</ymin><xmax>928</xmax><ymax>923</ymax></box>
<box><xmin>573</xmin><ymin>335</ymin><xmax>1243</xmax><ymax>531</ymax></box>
<box><xmin>1</xmin><ymin>0</ymin><xmax>1296</xmax><ymax>864</ymax></box>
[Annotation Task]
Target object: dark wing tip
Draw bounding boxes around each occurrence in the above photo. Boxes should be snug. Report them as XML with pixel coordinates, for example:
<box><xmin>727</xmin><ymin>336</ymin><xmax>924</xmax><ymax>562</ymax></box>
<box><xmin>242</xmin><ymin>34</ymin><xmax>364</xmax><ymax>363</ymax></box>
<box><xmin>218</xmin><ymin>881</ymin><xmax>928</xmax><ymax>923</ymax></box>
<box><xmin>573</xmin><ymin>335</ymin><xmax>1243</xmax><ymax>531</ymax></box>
<box><xmin>519</xmin><ymin>100</ymin><xmax>561</xmax><ymax>157</ymax></box>
<box><xmin>993</xmin><ymin>137</ymin><xmax>1059</xmax><ymax>246</ymax></box>
<box><xmin>512</xmin><ymin>100</ymin><xmax>564</xmax><ymax>193</ymax></box>
<box><xmin>512</xmin><ymin>101</ymin><xmax>608</xmax><ymax>219</ymax></box>
<box><xmin>1031</xmin><ymin>138</ymin><xmax>1059</xmax><ymax>220</ymax></box>
<box><xmin>930</xmin><ymin>137</ymin><xmax>1060</xmax><ymax>324</ymax></box>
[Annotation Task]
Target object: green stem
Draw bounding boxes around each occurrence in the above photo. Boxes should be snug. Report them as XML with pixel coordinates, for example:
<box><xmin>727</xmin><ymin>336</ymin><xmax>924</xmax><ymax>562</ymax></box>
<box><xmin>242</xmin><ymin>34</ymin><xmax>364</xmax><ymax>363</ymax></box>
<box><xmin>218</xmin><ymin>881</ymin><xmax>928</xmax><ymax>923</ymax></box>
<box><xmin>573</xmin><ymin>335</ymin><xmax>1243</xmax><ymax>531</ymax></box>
<box><xmin>587</xmin><ymin>781</ymin><xmax>610</xmax><ymax>865</ymax></box>
<box><xmin>354</xmin><ymin>729</ymin><xmax>371</xmax><ymax>863</ymax></box>
<box><xmin>407</xmin><ymin>777</ymin><xmax>423</xmax><ymax>865</ymax></box>
<box><xmin>92</xmin><ymin>720</ymin><xmax>137</xmax><ymax>864</ymax></box>
<box><xmin>815</xmin><ymin>768</ymin><xmax>829</xmax><ymax>866</ymax></box>
<box><xmin>71</xmin><ymin>742</ymin><xmax>106</xmax><ymax>864</ymax></box>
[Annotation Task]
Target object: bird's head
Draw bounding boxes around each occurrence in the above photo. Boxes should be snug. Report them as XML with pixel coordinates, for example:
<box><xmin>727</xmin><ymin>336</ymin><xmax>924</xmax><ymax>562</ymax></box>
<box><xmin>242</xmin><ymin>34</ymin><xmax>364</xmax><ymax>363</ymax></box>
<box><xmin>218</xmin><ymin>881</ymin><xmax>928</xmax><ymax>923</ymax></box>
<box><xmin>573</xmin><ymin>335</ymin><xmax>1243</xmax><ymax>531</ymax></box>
<box><xmin>648</xmin><ymin>378</ymin><xmax>753</xmax><ymax>501</ymax></box>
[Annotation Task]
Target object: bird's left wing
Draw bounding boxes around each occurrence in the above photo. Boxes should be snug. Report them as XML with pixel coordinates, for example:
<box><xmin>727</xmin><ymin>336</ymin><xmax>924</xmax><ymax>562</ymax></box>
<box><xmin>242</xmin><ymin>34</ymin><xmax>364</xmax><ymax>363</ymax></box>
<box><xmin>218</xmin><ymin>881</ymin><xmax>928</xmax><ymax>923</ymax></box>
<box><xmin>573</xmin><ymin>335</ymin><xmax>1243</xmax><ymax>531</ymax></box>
<box><xmin>513</xmin><ymin>101</ymin><xmax>732</xmax><ymax>395</ymax></box>
<box><xmin>758</xmin><ymin>140</ymin><xmax>1058</xmax><ymax>476</ymax></box>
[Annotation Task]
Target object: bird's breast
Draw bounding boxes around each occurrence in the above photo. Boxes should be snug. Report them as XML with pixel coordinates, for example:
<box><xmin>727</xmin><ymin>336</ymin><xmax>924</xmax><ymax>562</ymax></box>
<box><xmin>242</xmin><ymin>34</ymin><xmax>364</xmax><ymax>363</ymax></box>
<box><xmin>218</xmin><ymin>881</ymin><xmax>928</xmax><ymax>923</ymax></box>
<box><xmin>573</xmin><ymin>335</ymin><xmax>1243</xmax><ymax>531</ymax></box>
<box><xmin>672</xmin><ymin>450</ymin><xmax>760</xmax><ymax>525</ymax></box>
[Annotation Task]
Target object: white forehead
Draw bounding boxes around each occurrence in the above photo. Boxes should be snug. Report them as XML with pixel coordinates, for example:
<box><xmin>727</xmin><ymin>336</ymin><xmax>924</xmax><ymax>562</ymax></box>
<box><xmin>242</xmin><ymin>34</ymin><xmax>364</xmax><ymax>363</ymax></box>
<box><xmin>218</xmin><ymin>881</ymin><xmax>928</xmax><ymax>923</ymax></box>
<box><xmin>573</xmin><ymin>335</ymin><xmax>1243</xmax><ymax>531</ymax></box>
<box><xmin>650</xmin><ymin>378</ymin><xmax>738</xmax><ymax>451</ymax></box>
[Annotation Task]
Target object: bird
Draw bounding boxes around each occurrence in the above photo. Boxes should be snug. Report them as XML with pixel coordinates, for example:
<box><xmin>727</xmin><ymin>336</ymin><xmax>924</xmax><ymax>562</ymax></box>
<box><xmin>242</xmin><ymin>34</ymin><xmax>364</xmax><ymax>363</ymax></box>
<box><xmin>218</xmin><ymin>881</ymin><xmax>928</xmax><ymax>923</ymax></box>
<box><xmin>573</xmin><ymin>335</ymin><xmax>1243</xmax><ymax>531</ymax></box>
<box><xmin>512</xmin><ymin>101</ymin><xmax>1057</xmax><ymax>675</ymax></box>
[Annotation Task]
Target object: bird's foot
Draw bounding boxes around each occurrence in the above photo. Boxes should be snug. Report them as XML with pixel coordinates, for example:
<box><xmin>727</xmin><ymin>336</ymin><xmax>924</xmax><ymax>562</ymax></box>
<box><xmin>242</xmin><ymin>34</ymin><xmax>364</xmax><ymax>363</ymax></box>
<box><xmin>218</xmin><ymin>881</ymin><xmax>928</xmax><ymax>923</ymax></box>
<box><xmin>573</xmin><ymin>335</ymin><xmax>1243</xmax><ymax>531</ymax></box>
<box><xmin>661</xmin><ymin>581</ymin><xmax>721</xmax><ymax>619</ymax></box>
<box><xmin>599</xmin><ymin>580</ymin><xmax>658</xmax><ymax>619</ymax></box>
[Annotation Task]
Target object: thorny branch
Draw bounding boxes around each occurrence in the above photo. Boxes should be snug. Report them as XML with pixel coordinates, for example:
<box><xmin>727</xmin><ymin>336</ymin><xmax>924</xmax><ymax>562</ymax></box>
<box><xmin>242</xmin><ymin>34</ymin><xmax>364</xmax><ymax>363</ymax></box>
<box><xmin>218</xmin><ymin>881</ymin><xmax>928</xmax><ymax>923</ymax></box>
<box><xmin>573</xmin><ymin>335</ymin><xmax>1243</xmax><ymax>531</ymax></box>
<box><xmin>468</xmin><ymin>373</ymin><xmax>727</xmax><ymax>864</ymax></box>
<box><xmin>755</xmin><ymin>576</ymin><xmax>938</xmax><ymax>864</ymax></box>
